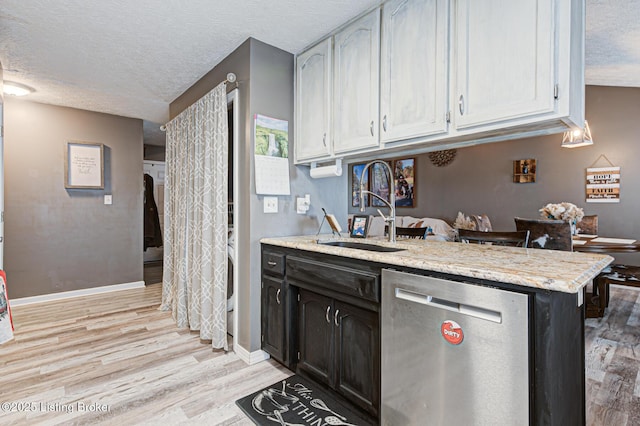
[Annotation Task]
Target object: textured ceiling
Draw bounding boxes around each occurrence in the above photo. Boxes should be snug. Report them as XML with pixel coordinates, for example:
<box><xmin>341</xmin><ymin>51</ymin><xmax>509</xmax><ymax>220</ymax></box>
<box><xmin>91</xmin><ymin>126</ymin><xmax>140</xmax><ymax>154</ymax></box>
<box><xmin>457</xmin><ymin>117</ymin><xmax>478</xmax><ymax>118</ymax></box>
<box><xmin>1</xmin><ymin>0</ymin><xmax>639</xmax><ymax>146</ymax></box>
<box><xmin>585</xmin><ymin>0</ymin><xmax>640</xmax><ymax>87</ymax></box>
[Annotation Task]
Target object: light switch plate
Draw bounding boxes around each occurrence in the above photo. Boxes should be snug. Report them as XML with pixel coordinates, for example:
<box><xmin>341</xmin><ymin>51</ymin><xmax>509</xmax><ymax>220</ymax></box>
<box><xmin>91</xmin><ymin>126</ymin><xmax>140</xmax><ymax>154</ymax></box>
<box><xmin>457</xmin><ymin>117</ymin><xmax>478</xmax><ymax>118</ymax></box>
<box><xmin>264</xmin><ymin>196</ymin><xmax>278</xmax><ymax>213</ymax></box>
<box><xmin>104</xmin><ymin>194</ymin><xmax>113</xmax><ymax>205</ymax></box>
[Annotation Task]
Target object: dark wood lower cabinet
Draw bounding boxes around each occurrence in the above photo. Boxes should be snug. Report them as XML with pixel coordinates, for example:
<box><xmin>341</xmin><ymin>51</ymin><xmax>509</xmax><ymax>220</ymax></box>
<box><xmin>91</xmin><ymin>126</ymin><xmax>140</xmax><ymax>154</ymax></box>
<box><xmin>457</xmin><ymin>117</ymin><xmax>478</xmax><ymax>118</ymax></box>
<box><xmin>297</xmin><ymin>288</ymin><xmax>379</xmax><ymax>418</ymax></box>
<box><xmin>262</xmin><ymin>243</ymin><xmax>591</xmax><ymax>425</ymax></box>
<box><xmin>297</xmin><ymin>289</ymin><xmax>333</xmax><ymax>384</ymax></box>
<box><xmin>334</xmin><ymin>300</ymin><xmax>379</xmax><ymax>415</ymax></box>
<box><xmin>261</xmin><ymin>275</ymin><xmax>286</xmax><ymax>364</ymax></box>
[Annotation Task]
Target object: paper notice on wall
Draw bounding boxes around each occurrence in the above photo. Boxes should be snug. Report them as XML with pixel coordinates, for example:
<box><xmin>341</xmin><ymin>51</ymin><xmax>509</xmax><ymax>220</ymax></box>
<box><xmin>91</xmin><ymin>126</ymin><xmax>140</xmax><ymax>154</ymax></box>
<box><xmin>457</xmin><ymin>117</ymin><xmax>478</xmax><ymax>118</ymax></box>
<box><xmin>254</xmin><ymin>114</ymin><xmax>290</xmax><ymax>195</ymax></box>
<box><xmin>586</xmin><ymin>166</ymin><xmax>620</xmax><ymax>203</ymax></box>
<box><xmin>0</xmin><ymin>271</ymin><xmax>14</xmax><ymax>345</ymax></box>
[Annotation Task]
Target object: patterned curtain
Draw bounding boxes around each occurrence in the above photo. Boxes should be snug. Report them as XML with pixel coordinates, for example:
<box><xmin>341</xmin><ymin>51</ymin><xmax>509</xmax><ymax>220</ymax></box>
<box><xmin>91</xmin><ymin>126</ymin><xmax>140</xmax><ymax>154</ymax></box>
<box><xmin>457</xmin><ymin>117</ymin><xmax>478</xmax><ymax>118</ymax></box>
<box><xmin>161</xmin><ymin>83</ymin><xmax>228</xmax><ymax>350</ymax></box>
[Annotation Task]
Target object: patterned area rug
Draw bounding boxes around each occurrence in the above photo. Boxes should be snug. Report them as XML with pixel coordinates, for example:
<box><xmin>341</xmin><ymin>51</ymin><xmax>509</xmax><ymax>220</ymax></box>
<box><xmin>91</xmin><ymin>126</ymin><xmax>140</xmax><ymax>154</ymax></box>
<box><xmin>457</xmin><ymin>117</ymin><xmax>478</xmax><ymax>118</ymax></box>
<box><xmin>236</xmin><ymin>375</ymin><xmax>374</xmax><ymax>425</ymax></box>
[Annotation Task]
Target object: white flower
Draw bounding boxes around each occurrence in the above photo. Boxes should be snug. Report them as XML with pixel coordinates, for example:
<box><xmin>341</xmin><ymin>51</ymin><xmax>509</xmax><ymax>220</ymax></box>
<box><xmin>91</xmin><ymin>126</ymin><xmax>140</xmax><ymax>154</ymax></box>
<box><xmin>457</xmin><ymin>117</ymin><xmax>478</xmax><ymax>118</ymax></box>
<box><xmin>453</xmin><ymin>211</ymin><xmax>475</xmax><ymax>230</ymax></box>
<box><xmin>539</xmin><ymin>202</ymin><xmax>584</xmax><ymax>222</ymax></box>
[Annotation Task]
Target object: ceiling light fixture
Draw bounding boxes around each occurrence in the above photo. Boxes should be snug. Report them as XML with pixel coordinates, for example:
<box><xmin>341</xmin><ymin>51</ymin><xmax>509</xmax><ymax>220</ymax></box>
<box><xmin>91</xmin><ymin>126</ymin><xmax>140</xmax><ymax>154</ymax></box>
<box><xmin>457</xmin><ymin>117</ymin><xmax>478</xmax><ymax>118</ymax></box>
<box><xmin>3</xmin><ymin>80</ymin><xmax>35</xmax><ymax>96</ymax></box>
<box><xmin>561</xmin><ymin>120</ymin><xmax>593</xmax><ymax>148</ymax></box>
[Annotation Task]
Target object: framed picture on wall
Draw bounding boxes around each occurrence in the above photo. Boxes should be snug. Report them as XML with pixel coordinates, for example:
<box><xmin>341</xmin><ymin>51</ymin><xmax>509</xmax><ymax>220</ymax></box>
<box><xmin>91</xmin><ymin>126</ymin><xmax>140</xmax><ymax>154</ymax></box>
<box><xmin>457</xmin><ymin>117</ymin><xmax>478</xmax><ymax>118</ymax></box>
<box><xmin>513</xmin><ymin>159</ymin><xmax>536</xmax><ymax>183</ymax></box>
<box><xmin>370</xmin><ymin>161</ymin><xmax>392</xmax><ymax>207</ymax></box>
<box><xmin>351</xmin><ymin>163</ymin><xmax>369</xmax><ymax>207</ymax></box>
<box><xmin>65</xmin><ymin>141</ymin><xmax>104</xmax><ymax>189</ymax></box>
<box><xmin>393</xmin><ymin>158</ymin><xmax>415</xmax><ymax>208</ymax></box>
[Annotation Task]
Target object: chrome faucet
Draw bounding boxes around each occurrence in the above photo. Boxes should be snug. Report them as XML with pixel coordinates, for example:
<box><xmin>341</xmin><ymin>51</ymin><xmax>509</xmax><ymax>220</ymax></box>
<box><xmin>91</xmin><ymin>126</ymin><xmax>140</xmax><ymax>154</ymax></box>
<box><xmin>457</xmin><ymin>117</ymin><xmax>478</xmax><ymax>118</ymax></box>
<box><xmin>359</xmin><ymin>160</ymin><xmax>396</xmax><ymax>243</ymax></box>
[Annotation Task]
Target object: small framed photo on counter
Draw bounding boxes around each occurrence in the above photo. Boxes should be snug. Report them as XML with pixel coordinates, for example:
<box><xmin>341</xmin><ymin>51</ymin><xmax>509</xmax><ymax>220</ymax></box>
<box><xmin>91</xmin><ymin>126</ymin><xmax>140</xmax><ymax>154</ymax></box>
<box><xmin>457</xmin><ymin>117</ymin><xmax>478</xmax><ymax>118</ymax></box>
<box><xmin>350</xmin><ymin>215</ymin><xmax>369</xmax><ymax>238</ymax></box>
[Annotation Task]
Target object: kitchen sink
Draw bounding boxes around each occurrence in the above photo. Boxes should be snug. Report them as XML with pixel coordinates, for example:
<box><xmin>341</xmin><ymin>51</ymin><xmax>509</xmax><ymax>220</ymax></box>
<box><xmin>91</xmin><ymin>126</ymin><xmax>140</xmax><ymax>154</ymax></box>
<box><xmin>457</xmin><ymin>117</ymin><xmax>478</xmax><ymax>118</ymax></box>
<box><xmin>318</xmin><ymin>241</ymin><xmax>406</xmax><ymax>252</ymax></box>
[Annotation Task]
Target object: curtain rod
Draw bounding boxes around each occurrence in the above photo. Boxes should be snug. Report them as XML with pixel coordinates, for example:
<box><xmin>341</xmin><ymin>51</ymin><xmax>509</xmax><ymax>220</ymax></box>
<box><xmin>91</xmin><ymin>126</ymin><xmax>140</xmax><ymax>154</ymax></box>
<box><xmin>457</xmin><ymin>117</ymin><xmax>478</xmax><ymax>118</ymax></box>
<box><xmin>160</xmin><ymin>72</ymin><xmax>237</xmax><ymax>131</ymax></box>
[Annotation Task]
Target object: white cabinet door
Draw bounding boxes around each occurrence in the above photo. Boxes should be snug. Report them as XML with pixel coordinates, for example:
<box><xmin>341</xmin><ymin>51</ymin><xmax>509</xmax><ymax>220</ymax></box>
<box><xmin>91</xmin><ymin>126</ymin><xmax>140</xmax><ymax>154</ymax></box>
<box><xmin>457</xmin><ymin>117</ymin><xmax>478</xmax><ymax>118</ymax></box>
<box><xmin>295</xmin><ymin>38</ymin><xmax>333</xmax><ymax>162</ymax></box>
<box><xmin>333</xmin><ymin>9</ymin><xmax>380</xmax><ymax>154</ymax></box>
<box><xmin>453</xmin><ymin>0</ymin><xmax>556</xmax><ymax>130</ymax></box>
<box><xmin>380</xmin><ymin>0</ymin><xmax>448</xmax><ymax>143</ymax></box>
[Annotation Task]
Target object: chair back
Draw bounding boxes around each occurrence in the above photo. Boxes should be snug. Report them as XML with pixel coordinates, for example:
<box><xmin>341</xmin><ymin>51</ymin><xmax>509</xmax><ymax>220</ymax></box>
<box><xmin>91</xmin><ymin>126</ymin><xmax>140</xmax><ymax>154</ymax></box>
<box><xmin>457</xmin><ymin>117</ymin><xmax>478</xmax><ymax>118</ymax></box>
<box><xmin>458</xmin><ymin>229</ymin><xmax>530</xmax><ymax>247</ymax></box>
<box><xmin>396</xmin><ymin>227</ymin><xmax>428</xmax><ymax>239</ymax></box>
<box><xmin>576</xmin><ymin>215</ymin><xmax>598</xmax><ymax>235</ymax></box>
<box><xmin>471</xmin><ymin>214</ymin><xmax>493</xmax><ymax>232</ymax></box>
<box><xmin>514</xmin><ymin>217</ymin><xmax>573</xmax><ymax>251</ymax></box>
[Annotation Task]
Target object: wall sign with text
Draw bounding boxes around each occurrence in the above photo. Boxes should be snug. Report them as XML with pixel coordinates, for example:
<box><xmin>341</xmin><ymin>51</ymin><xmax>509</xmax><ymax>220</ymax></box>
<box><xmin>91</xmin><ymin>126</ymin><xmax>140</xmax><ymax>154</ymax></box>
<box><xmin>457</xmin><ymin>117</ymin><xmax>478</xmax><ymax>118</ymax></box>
<box><xmin>586</xmin><ymin>166</ymin><xmax>620</xmax><ymax>203</ymax></box>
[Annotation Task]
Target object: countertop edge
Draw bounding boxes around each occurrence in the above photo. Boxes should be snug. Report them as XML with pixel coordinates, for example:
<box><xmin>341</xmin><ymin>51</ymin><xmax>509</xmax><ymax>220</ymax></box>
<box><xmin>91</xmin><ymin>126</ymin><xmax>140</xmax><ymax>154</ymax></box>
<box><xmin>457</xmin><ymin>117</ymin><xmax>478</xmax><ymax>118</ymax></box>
<box><xmin>261</xmin><ymin>236</ymin><xmax>614</xmax><ymax>294</ymax></box>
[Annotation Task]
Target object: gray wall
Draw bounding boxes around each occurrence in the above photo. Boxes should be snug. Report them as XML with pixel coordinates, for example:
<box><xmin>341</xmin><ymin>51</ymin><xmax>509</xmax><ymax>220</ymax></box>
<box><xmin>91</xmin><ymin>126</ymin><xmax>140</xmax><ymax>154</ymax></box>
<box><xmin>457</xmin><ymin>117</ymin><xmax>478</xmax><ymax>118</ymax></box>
<box><xmin>170</xmin><ymin>37</ymin><xmax>345</xmax><ymax>353</ymax></box>
<box><xmin>348</xmin><ymin>85</ymin><xmax>640</xmax><ymax>265</ymax></box>
<box><xmin>144</xmin><ymin>145</ymin><xmax>165</xmax><ymax>161</ymax></box>
<box><xmin>4</xmin><ymin>98</ymin><xmax>144</xmax><ymax>298</ymax></box>
<box><xmin>247</xmin><ymin>39</ymin><xmax>347</xmax><ymax>353</ymax></box>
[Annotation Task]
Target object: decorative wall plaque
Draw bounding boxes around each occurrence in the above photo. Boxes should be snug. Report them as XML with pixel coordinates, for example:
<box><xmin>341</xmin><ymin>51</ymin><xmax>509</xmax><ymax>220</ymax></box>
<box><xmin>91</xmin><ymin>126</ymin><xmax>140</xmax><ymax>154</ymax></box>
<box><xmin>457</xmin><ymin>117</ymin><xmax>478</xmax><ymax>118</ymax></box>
<box><xmin>513</xmin><ymin>159</ymin><xmax>536</xmax><ymax>183</ymax></box>
<box><xmin>428</xmin><ymin>149</ymin><xmax>456</xmax><ymax>167</ymax></box>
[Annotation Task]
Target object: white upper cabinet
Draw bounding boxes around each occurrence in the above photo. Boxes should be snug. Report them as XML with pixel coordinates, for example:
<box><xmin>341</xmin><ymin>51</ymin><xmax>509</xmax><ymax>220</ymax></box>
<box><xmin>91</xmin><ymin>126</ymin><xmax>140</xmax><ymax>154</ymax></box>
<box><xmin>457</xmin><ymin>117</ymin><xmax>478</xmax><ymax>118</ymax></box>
<box><xmin>293</xmin><ymin>0</ymin><xmax>583</xmax><ymax>163</ymax></box>
<box><xmin>333</xmin><ymin>9</ymin><xmax>381</xmax><ymax>154</ymax></box>
<box><xmin>295</xmin><ymin>38</ymin><xmax>333</xmax><ymax>162</ymax></box>
<box><xmin>380</xmin><ymin>0</ymin><xmax>449</xmax><ymax>143</ymax></box>
<box><xmin>453</xmin><ymin>0</ymin><xmax>556</xmax><ymax>130</ymax></box>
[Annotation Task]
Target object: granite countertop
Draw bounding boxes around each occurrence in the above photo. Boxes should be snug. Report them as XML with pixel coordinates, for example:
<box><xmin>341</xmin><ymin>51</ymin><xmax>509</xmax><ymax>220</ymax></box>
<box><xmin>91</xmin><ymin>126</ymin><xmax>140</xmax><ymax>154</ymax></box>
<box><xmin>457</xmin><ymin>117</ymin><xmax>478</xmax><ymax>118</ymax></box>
<box><xmin>261</xmin><ymin>235</ymin><xmax>614</xmax><ymax>294</ymax></box>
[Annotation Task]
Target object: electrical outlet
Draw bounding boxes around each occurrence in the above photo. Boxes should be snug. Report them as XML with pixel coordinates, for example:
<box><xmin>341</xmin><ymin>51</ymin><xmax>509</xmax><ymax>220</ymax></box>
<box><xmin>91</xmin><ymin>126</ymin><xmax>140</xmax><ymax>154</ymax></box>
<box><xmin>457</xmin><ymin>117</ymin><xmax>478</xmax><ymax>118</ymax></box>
<box><xmin>296</xmin><ymin>194</ymin><xmax>310</xmax><ymax>214</ymax></box>
<box><xmin>104</xmin><ymin>194</ymin><xmax>113</xmax><ymax>205</ymax></box>
<box><xmin>264</xmin><ymin>196</ymin><xmax>278</xmax><ymax>213</ymax></box>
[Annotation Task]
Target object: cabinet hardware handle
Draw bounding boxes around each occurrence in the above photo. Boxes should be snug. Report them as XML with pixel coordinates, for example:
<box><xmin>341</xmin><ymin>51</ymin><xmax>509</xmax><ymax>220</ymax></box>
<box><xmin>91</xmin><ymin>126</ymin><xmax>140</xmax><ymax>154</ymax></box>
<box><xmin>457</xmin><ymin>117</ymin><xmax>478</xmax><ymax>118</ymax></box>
<box><xmin>458</xmin><ymin>95</ymin><xmax>465</xmax><ymax>115</ymax></box>
<box><xmin>370</xmin><ymin>120</ymin><xmax>374</xmax><ymax>136</ymax></box>
<box><xmin>326</xmin><ymin>306</ymin><xmax>331</xmax><ymax>323</ymax></box>
<box><xmin>276</xmin><ymin>288</ymin><xmax>281</xmax><ymax>304</ymax></box>
<box><xmin>267</xmin><ymin>261</ymin><xmax>277</xmax><ymax>267</ymax></box>
<box><xmin>322</xmin><ymin>133</ymin><xmax>327</xmax><ymax>147</ymax></box>
<box><xmin>334</xmin><ymin>309</ymin><xmax>340</xmax><ymax>326</ymax></box>
<box><xmin>383</xmin><ymin>115</ymin><xmax>387</xmax><ymax>132</ymax></box>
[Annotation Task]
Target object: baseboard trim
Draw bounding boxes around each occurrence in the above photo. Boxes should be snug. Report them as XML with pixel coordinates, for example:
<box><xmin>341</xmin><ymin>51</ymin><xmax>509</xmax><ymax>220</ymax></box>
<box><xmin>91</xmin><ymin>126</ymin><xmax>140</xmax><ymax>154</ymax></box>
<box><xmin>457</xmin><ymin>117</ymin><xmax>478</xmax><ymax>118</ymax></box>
<box><xmin>235</xmin><ymin>344</ymin><xmax>270</xmax><ymax>365</ymax></box>
<box><xmin>10</xmin><ymin>281</ymin><xmax>146</xmax><ymax>306</ymax></box>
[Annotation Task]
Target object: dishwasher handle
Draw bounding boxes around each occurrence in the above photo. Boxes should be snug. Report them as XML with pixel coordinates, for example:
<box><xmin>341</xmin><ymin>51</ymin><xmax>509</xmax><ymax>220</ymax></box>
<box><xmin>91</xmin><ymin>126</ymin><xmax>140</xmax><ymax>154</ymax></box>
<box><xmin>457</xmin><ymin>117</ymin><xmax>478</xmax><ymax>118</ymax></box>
<box><xmin>395</xmin><ymin>287</ymin><xmax>502</xmax><ymax>323</ymax></box>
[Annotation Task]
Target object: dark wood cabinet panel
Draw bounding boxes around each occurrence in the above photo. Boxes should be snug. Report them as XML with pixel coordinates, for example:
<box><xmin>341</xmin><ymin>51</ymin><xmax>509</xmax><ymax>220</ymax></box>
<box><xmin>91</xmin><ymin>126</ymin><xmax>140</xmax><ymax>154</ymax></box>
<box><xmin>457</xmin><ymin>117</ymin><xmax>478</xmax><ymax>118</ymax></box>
<box><xmin>297</xmin><ymin>288</ymin><xmax>380</xmax><ymax>418</ymax></box>
<box><xmin>261</xmin><ymin>275</ymin><xmax>285</xmax><ymax>363</ymax></box>
<box><xmin>262</xmin><ymin>250</ymin><xmax>286</xmax><ymax>276</ymax></box>
<box><xmin>297</xmin><ymin>289</ymin><xmax>334</xmax><ymax>386</ymax></box>
<box><xmin>287</xmin><ymin>255</ymin><xmax>380</xmax><ymax>303</ymax></box>
<box><xmin>334</xmin><ymin>300</ymin><xmax>380</xmax><ymax>416</ymax></box>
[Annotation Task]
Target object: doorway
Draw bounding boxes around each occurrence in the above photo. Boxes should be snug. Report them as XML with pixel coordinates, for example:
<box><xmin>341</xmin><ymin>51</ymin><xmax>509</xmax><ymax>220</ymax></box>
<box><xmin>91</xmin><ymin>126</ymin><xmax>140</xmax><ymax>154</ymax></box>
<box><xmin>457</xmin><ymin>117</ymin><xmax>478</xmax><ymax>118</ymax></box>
<box><xmin>227</xmin><ymin>89</ymin><xmax>239</xmax><ymax>344</ymax></box>
<box><xmin>143</xmin><ymin>160</ymin><xmax>165</xmax><ymax>284</ymax></box>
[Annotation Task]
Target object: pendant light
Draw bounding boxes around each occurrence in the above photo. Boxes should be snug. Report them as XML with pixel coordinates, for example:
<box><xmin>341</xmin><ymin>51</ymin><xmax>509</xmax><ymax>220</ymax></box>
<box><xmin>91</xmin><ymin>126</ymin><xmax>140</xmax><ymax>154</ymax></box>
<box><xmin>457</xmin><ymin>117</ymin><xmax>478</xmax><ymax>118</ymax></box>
<box><xmin>561</xmin><ymin>120</ymin><xmax>593</xmax><ymax>148</ymax></box>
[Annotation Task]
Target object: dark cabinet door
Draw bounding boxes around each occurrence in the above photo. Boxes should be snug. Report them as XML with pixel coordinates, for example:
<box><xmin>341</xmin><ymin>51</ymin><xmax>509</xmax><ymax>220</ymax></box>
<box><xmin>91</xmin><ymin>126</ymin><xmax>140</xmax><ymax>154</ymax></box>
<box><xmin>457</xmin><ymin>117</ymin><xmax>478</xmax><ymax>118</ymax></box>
<box><xmin>297</xmin><ymin>289</ymin><xmax>334</xmax><ymax>387</ymax></box>
<box><xmin>262</xmin><ymin>275</ymin><xmax>286</xmax><ymax>363</ymax></box>
<box><xmin>334</xmin><ymin>300</ymin><xmax>380</xmax><ymax>417</ymax></box>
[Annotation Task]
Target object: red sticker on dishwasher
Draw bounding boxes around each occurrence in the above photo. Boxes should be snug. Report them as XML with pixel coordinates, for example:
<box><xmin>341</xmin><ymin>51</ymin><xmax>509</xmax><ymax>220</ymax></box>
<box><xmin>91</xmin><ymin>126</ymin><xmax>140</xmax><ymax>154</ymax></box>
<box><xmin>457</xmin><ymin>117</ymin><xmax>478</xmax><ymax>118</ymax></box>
<box><xmin>441</xmin><ymin>320</ymin><xmax>464</xmax><ymax>345</ymax></box>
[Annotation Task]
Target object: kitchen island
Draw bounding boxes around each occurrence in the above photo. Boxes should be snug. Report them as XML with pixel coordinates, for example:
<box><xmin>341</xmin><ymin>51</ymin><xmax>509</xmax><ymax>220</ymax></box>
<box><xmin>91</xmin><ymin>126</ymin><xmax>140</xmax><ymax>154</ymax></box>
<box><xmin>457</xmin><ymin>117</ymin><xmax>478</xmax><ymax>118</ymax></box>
<box><xmin>260</xmin><ymin>235</ymin><xmax>613</xmax><ymax>425</ymax></box>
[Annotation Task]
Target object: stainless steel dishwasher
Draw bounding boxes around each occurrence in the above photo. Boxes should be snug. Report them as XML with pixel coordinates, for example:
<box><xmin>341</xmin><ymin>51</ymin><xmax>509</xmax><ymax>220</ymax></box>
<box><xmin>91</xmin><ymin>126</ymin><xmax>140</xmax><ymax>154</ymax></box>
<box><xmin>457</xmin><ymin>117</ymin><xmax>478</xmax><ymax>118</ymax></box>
<box><xmin>381</xmin><ymin>269</ymin><xmax>530</xmax><ymax>425</ymax></box>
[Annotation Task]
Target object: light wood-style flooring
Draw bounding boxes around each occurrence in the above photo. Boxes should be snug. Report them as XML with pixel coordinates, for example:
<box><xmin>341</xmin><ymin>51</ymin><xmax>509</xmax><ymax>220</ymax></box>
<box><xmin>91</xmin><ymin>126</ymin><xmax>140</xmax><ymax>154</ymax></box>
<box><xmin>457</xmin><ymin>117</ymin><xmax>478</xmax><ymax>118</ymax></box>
<box><xmin>1</xmin><ymin>283</ymin><xmax>291</xmax><ymax>425</ymax></box>
<box><xmin>585</xmin><ymin>285</ymin><xmax>640</xmax><ymax>425</ymax></box>
<box><xmin>1</xmin><ymin>283</ymin><xmax>638</xmax><ymax>425</ymax></box>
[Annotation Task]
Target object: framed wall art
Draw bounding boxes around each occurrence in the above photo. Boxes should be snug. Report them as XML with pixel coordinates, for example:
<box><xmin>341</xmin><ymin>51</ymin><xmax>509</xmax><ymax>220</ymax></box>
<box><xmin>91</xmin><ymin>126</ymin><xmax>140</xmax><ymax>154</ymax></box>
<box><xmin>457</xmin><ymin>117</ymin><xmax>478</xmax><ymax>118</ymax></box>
<box><xmin>351</xmin><ymin>163</ymin><xmax>369</xmax><ymax>207</ymax></box>
<box><xmin>393</xmin><ymin>158</ymin><xmax>415</xmax><ymax>207</ymax></box>
<box><xmin>513</xmin><ymin>159</ymin><xmax>536</xmax><ymax>183</ymax></box>
<box><xmin>370</xmin><ymin>161</ymin><xmax>392</xmax><ymax>207</ymax></box>
<box><xmin>65</xmin><ymin>141</ymin><xmax>104</xmax><ymax>189</ymax></box>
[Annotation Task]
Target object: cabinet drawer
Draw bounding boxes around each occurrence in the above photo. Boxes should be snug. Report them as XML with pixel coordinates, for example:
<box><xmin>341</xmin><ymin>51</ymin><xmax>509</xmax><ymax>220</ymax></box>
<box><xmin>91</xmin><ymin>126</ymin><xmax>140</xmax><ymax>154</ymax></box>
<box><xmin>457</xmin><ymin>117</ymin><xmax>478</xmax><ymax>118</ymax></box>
<box><xmin>287</xmin><ymin>256</ymin><xmax>380</xmax><ymax>303</ymax></box>
<box><xmin>262</xmin><ymin>251</ymin><xmax>286</xmax><ymax>277</ymax></box>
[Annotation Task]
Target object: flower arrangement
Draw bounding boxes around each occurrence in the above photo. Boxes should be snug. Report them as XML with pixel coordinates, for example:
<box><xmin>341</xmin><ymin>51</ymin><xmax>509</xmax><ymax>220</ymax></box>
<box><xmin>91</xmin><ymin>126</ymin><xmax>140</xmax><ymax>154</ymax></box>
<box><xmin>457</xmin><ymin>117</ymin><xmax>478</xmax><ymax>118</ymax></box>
<box><xmin>453</xmin><ymin>211</ymin><xmax>475</xmax><ymax>230</ymax></box>
<box><xmin>539</xmin><ymin>202</ymin><xmax>584</xmax><ymax>223</ymax></box>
